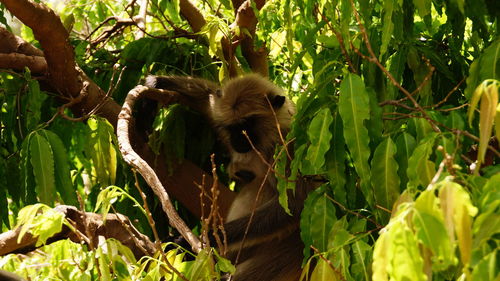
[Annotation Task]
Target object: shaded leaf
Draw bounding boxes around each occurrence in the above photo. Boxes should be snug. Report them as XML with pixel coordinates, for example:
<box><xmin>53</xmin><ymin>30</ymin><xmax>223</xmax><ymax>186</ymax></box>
<box><xmin>371</xmin><ymin>137</ymin><xmax>400</xmax><ymax>212</ymax></box>
<box><xmin>338</xmin><ymin>74</ymin><xmax>372</xmax><ymax>205</ymax></box>
<box><xmin>306</xmin><ymin>107</ymin><xmax>333</xmax><ymax>174</ymax></box>
<box><xmin>30</xmin><ymin>132</ymin><xmax>56</xmax><ymax>205</ymax></box>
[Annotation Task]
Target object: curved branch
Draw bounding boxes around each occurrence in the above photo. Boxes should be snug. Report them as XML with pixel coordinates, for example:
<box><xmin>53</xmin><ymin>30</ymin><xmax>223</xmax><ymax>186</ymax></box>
<box><xmin>0</xmin><ymin>205</ymin><xmax>156</xmax><ymax>259</ymax></box>
<box><xmin>1</xmin><ymin>1</ymin><xmax>235</xmax><ymax>220</ymax></box>
<box><xmin>179</xmin><ymin>0</ymin><xmax>206</xmax><ymax>32</ymax></box>
<box><xmin>117</xmin><ymin>85</ymin><xmax>202</xmax><ymax>253</ymax></box>
<box><xmin>232</xmin><ymin>0</ymin><xmax>268</xmax><ymax>76</ymax></box>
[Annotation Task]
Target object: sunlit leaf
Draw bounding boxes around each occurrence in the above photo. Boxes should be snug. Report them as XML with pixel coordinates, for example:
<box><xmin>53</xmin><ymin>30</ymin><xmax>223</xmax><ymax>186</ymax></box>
<box><xmin>471</xmin><ymin>250</ymin><xmax>498</xmax><ymax>281</ymax></box>
<box><xmin>372</xmin><ymin>231</ymin><xmax>390</xmax><ymax>281</ymax></box>
<box><xmin>386</xmin><ymin>221</ymin><xmax>427</xmax><ymax>281</ymax></box>
<box><xmin>478</xmin><ymin>82</ymin><xmax>498</xmax><ymax>164</ymax></box>
<box><xmin>86</xmin><ymin>117</ymin><xmax>117</xmax><ymax>186</ymax></box>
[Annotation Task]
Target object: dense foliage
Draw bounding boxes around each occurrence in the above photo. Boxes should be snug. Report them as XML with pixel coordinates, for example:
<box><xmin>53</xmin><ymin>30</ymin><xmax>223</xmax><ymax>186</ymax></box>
<box><xmin>0</xmin><ymin>0</ymin><xmax>498</xmax><ymax>280</ymax></box>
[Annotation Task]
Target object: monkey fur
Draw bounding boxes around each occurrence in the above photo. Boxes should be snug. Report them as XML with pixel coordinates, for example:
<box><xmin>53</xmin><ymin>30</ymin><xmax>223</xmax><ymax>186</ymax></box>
<box><xmin>144</xmin><ymin>74</ymin><xmax>307</xmax><ymax>281</ymax></box>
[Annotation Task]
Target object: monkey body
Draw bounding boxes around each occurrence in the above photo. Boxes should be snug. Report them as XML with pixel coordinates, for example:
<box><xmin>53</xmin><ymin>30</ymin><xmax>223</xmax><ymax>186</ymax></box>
<box><xmin>144</xmin><ymin>74</ymin><xmax>304</xmax><ymax>281</ymax></box>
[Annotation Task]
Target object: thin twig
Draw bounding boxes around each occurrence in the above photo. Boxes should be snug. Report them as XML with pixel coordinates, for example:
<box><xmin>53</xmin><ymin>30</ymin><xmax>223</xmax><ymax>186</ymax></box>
<box><xmin>348</xmin><ymin>0</ymin><xmax>440</xmax><ymax>133</ymax></box>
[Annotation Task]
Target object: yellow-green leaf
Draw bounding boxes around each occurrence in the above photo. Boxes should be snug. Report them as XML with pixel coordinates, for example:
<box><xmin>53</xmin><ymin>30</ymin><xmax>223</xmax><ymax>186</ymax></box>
<box><xmin>478</xmin><ymin>82</ymin><xmax>498</xmax><ymax>164</ymax></box>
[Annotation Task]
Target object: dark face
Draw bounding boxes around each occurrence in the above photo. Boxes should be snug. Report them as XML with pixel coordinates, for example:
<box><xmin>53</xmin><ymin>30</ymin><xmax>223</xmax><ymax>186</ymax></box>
<box><xmin>225</xmin><ymin>117</ymin><xmax>258</xmax><ymax>153</ymax></box>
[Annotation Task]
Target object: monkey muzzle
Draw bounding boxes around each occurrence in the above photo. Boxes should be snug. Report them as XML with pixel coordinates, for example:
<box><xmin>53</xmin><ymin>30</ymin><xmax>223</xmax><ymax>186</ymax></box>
<box><xmin>232</xmin><ymin>170</ymin><xmax>256</xmax><ymax>184</ymax></box>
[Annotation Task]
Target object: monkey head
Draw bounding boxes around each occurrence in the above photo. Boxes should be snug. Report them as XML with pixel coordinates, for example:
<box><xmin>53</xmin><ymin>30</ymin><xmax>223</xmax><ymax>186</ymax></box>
<box><xmin>209</xmin><ymin>74</ymin><xmax>295</xmax><ymax>184</ymax></box>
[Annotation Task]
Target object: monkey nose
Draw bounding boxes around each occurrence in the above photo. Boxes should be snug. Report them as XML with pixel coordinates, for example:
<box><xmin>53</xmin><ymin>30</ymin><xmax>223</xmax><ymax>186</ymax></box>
<box><xmin>233</xmin><ymin>170</ymin><xmax>256</xmax><ymax>183</ymax></box>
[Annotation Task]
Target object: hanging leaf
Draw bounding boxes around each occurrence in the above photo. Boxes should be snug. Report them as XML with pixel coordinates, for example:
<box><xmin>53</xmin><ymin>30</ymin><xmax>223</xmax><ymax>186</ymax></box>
<box><xmin>29</xmin><ymin>131</ymin><xmax>56</xmax><ymax>205</ymax></box>
<box><xmin>478</xmin><ymin>82</ymin><xmax>498</xmax><ymax>164</ymax></box>
<box><xmin>407</xmin><ymin>133</ymin><xmax>437</xmax><ymax>188</ymax></box>
<box><xmin>380</xmin><ymin>0</ymin><xmax>395</xmax><ymax>57</ymax></box>
<box><xmin>395</xmin><ymin>132</ymin><xmax>416</xmax><ymax>189</ymax></box>
<box><xmin>371</xmin><ymin>137</ymin><xmax>400</xmax><ymax>215</ymax></box>
<box><xmin>306</xmin><ymin>107</ymin><xmax>333</xmax><ymax>174</ymax></box>
<box><xmin>325</xmin><ymin>110</ymin><xmax>347</xmax><ymax>206</ymax></box>
<box><xmin>338</xmin><ymin>73</ymin><xmax>373</xmax><ymax>206</ymax></box>
<box><xmin>309</xmin><ymin>193</ymin><xmax>336</xmax><ymax>252</ymax></box>
<box><xmin>86</xmin><ymin>117</ymin><xmax>117</xmax><ymax>186</ymax></box>
<box><xmin>38</xmin><ymin>130</ymin><xmax>78</xmax><ymax>206</ymax></box>
<box><xmin>439</xmin><ymin>180</ymin><xmax>478</xmax><ymax>266</ymax></box>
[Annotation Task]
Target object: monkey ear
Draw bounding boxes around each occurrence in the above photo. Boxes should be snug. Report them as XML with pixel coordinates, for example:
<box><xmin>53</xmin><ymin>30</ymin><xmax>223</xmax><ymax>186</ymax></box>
<box><xmin>269</xmin><ymin>95</ymin><xmax>286</xmax><ymax>109</ymax></box>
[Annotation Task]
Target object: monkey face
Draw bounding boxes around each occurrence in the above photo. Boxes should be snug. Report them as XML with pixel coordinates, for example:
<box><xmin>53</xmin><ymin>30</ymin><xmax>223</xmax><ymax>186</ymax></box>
<box><xmin>225</xmin><ymin>116</ymin><xmax>258</xmax><ymax>153</ymax></box>
<box><xmin>210</xmin><ymin>74</ymin><xmax>294</xmax><ymax>157</ymax></box>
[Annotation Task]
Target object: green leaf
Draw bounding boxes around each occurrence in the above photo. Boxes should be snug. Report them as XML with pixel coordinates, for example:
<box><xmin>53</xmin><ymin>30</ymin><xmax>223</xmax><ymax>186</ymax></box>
<box><xmin>478</xmin><ymin>39</ymin><xmax>500</xmax><ymax>81</ymax></box>
<box><xmin>373</xmin><ymin>231</ymin><xmax>391</xmax><ymax>281</ymax></box>
<box><xmin>86</xmin><ymin>117</ymin><xmax>117</xmax><ymax>186</ymax></box>
<box><xmin>310</xmin><ymin>193</ymin><xmax>336</xmax><ymax>252</ymax></box>
<box><xmin>471</xmin><ymin>250</ymin><xmax>499</xmax><ymax>281</ymax></box>
<box><xmin>306</xmin><ymin>108</ymin><xmax>333</xmax><ymax>174</ymax></box>
<box><xmin>387</xmin><ymin>221</ymin><xmax>427</xmax><ymax>281</ymax></box>
<box><xmin>16</xmin><ymin>204</ymin><xmax>65</xmax><ymax>247</ymax></box>
<box><xmin>412</xmin><ymin>0</ymin><xmax>431</xmax><ymax>18</ymax></box>
<box><xmin>407</xmin><ymin>133</ymin><xmax>437</xmax><ymax>188</ymax></box>
<box><xmin>413</xmin><ymin>210</ymin><xmax>457</xmax><ymax>270</ymax></box>
<box><xmin>310</xmin><ymin>258</ymin><xmax>341</xmax><ymax>281</ymax></box>
<box><xmin>338</xmin><ymin>74</ymin><xmax>373</xmax><ymax>206</ymax></box>
<box><xmin>38</xmin><ymin>130</ymin><xmax>77</xmax><ymax>206</ymax></box>
<box><xmin>395</xmin><ymin>132</ymin><xmax>416</xmax><ymax>189</ymax></box>
<box><xmin>30</xmin><ymin>132</ymin><xmax>56</xmax><ymax>205</ymax></box>
<box><xmin>23</xmin><ymin>73</ymin><xmax>47</xmax><ymax>131</ymax></box>
<box><xmin>326</xmin><ymin>110</ymin><xmax>347</xmax><ymax>206</ymax></box>
<box><xmin>371</xmin><ymin>137</ymin><xmax>400</xmax><ymax>214</ymax></box>
<box><xmin>438</xmin><ymin>180</ymin><xmax>477</xmax><ymax>265</ymax></box>
<box><xmin>20</xmin><ymin>134</ymin><xmax>35</xmax><ymax>203</ymax></box>
<box><xmin>380</xmin><ymin>0</ymin><xmax>395</xmax><ymax>57</ymax></box>
<box><xmin>351</xmin><ymin>240</ymin><xmax>371</xmax><ymax>281</ymax></box>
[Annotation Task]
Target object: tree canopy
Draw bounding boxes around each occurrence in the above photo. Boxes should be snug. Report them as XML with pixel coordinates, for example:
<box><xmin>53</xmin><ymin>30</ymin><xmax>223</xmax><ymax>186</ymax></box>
<box><xmin>0</xmin><ymin>0</ymin><xmax>498</xmax><ymax>280</ymax></box>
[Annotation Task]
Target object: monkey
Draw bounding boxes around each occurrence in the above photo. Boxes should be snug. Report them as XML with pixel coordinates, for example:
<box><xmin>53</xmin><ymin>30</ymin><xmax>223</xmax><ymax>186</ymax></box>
<box><xmin>144</xmin><ymin>74</ymin><xmax>309</xmax><ymax>281</ymax></box>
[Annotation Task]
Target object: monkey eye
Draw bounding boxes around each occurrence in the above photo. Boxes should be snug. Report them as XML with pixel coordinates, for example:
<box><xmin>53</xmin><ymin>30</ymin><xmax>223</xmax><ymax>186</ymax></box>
<box><xmin>215</xmin><ymin>89</ymin><xmax>222</xmax><ymax>97</ymax></box>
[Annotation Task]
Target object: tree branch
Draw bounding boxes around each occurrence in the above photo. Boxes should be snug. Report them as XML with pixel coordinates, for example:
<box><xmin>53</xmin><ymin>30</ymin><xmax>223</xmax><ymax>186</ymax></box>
<box><xmin>0</xmin><ymin>1</ymin><xmax>236</xmax><ymax>220</ymax></box>
<box><xmin>0</xmin><ymin>0</ymin><xmax>81</xmax><ymax>97</ymax></box>
<box><xmin>0</xmin><ymin>205</ymin><xmax>156</xmax><ymax>259</ymax></box>
<box><xmin>117</xmin><ymin>85</ymin><xmax>202</xmax><ymax>253</ymax></box>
